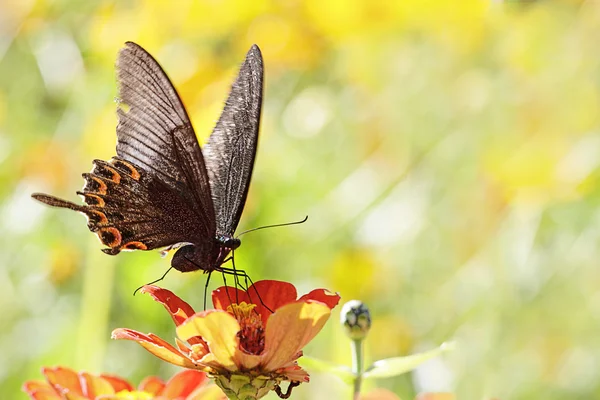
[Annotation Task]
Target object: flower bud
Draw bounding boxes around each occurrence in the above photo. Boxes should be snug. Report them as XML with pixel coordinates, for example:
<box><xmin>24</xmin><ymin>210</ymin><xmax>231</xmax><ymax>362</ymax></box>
<box><xmin>340</xmin><ymin>300</ymin><xmax>371</xmax><ymax>340</ymax></box>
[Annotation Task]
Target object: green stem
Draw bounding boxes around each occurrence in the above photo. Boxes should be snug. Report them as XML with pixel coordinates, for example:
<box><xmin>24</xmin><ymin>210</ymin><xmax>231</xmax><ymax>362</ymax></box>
<box><xmin>351</xmin><ymin>338</ymin><xmax>364</xmax><ymax>400</ymax></box>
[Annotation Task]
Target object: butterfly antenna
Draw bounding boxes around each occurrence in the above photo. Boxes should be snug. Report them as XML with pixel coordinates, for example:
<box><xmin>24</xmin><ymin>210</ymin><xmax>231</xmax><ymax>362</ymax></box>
<box><xmin>133</xmin><ymin>266</ymin><xmax>174</xmax><ymax>296</ymax></box>
<box><xmin>237</xmin><ymin>215</ymin><xmax>308</xmax><ymax>237</ymax></box>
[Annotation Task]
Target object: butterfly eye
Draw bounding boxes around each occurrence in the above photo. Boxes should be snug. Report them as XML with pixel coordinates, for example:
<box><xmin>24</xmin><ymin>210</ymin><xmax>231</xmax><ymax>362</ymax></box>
<box><xmin>224</xmin><ymin>237</ymin><xmax>241</xmax><ymax>250</ymax></box>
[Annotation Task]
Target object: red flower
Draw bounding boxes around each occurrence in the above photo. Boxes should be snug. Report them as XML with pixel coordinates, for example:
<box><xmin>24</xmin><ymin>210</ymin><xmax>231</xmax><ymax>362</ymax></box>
<box><xmin>22</xmin><ymin>366</ymin><xmax>222</xmax><ymax>399</ymax></box>
<box><xmin>112</xmin><ymin>280</ymin><xmax>340</xmax><ymax>399</ymax></box>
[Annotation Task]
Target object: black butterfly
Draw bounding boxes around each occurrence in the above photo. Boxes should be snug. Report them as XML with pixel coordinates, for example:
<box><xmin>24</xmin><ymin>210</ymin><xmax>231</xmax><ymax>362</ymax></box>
<box><xmin>32</xmin><ymin>42</ymin><xmax>263</xmax><ymax>280</ymax></box>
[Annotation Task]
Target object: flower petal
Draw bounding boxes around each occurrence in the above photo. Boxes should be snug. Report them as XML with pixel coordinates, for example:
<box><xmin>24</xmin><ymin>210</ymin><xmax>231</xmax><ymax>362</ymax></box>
<box><xmin>111</xmin><ymin>328</ymin><xmax>198</xmax><ymax>370</ymax></box>
<box><xmin>213</xmin><ymin>280</ymin><xmax>299</xmax><ymax>325</ymax></box>
<box><xmin>298</xmin><ymin>289</ymin><xmax>340</xmax><ymax>309</ymax></box>
<box><xmin>262</xmin><ymin>301</ymin><xmax>332</xmax><ymax>371</ymax></box>
<box><xmin>137</xmin><ymin>376</ymin><xmax>165</xmax><ymax>395</ymax></box>
<box><xmin>62</xmin><ymin>391</ymin><xmax>88</xmax><ymax>400</ymax></box>
<box><xmin>248</xmin><ymin>280</ymin><xmax>298</xmax><ymax>323</ymax></box>
<box><xmin>160</xmin><ymin>370</ymin><xmax>208</xmax><ymax>398</ymax></box>
<box><xmin>140</xmin><ymin>285</ymin><xmax>196</xmax><ymax>326</ymax></box>
<box><xmin>175</xmin><ymin>337</ymin><xmax>210</xmax><ymax>361</ymax></box>
<box><xmin>22</xmin><ymin>381</ymin><xmax>61</xmax><ymax>400</ymax></box>
<box><xmin>99</xmin><ymin>374</ymin><xmax>134</xmax><ymax>393</ymax></box>
<box><xmin>177</xmin><ymin>311</ymin><xmax>241</xmax><ymax>371</ymax></box>
<box><xmin>141</xmin><ymin>285</ymin><xmax>211</xmax><ymax>348</ymax></box>
<box><xmin>232</xmin><ymin>349</ymin><xmax>262</xmax><ymax>370</ymax></box>
<box><xmin>42</xmin><ymin>367</ymin><xmax>83</xmax><ymax>396</ymax></box>
<box><xmin>277</xmin><ymin>363</ymin><xmax>310</xmax><ymax>383</ymax></box>
<box><xmin>79</xmin><ymin>372</ymin><xmax>115</xmax><ymax>397</ymax></box>
<box><xmin>212</xmin><ymin>286</ymin><xmax>249</xmax><ymax>311</ymax></box>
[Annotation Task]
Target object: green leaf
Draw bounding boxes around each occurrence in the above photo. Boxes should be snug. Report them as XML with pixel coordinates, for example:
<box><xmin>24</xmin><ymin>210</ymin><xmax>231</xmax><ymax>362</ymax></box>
<box><xmin>363</xmin><ymin>341</ymin><xmax>455</xmax><ymax>379</ymax></box>
<box><xmin>298</xmin><ymin>356</ymin><xmax>355</xmax><ymax>384</ymax></box>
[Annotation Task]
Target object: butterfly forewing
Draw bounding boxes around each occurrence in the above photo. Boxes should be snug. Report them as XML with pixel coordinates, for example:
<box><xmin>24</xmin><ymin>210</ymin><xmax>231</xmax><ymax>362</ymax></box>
<box><xmin>115</xmin><ymin>41</ymin><xmax>215</xmax><ymax>236</ymax></box>
<box><xmin>32</xmin><ymin>157</ymin><xmax>204</xmax><ymax>255</ymax></box>
<box><xmin>202</xmin><ymin>45</ymin><xmax>263</xmax><ymax>236</ymax></box>
<box><xmin>90</xmin><ymin>159</ymin><xmax>207</xmax><ymax>254</ymax></box>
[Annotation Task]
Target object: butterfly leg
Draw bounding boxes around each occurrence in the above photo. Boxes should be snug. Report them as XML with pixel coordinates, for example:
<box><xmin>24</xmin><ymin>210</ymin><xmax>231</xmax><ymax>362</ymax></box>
<box><xmin>221</xmin><ymin>253</ymin><xmax>245</xmax><ymax>302</ymax></box>
<box><xmin>241</xmin><ymin>271</ymin><xmax>274</xmax><ymax>314</ymax></box>
<box><xmin>230</xmin><ymin>252</ymin><xmax>241</xmax><ymax>304</ymax></box>
<box><xmin>203</xmin><ymin>271</ymin><xmax>213</xmax><ymax>311</ymax></box>
<box><xmin>217</xmin><ymin>265</ymin><xmax>274</xmax><ymax>314</ymax></box>
<box><xmin>218</xmin><ymin>271</ymin><xmax>241</xmax><ymax>319</ymax></box>
<box><xmin>133</xmin><ymin>266</ymin><xmax>174</xmax><ymax>296</ymax></box>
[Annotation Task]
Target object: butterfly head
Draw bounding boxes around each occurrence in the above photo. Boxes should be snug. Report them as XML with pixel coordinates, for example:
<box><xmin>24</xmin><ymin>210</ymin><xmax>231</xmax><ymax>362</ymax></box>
<box><xmin>217</xmin><ymin>235</ymin><xmax>241</xmax><ymax>250</ymax></box>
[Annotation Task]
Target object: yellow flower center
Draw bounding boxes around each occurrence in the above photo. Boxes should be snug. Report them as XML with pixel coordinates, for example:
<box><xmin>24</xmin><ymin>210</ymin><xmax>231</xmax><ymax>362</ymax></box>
<box><xmin>227</xmin><ymin>302</ymin><xmax>265</xmax><ymax>355</ymax></box>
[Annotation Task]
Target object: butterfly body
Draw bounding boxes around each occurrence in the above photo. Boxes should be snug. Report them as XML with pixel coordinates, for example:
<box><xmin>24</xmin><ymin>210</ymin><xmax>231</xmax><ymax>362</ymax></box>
<box><xmin>32</xmin><ymin>42</ymin><xmax>263</xmax><ymax>276</ymax></box>
<box><xmin>171</xmin><ymin>239</ymin><xmax>235</xmax><ymax>273</ymax></box>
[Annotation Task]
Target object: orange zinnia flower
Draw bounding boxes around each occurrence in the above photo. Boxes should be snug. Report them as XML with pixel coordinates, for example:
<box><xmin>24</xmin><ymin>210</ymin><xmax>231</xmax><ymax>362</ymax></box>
<box><xmin>22</xmin><ymin>366</ymin><xmax>223</xmax><ymax>400</ymax></box>
<box><xmin>112</xmin><ymin>280</ymin><xmax>340</xmax><ymax>399</ymax></box>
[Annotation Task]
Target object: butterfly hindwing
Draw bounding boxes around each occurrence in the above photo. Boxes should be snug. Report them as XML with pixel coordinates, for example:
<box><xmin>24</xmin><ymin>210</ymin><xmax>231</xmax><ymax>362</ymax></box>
<box><xmin>34</xmin><ymin>157</ymin><xmax>205</xmax><ymax>255</ymax></box>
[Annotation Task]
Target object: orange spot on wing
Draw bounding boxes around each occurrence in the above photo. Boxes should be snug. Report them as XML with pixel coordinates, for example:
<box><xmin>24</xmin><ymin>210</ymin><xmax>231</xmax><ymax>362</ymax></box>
<box><xmin>97</xmin><ymin>227</ymin><xmax>122</xmax><ymax>247</ymax></box>
<box><xmin>85</xmin><ymin>210</ymin><xmax>109</xmax><ymax>226</ymax></box>
<box><xmin>110</xmin><ymin>158</ymin><xmax>141</xmax><ymax>180</ymax></box>
<box><xmin>90</xmin><ymin>177</ymin><xmax>108</xmax><ymax>195</ymax></box>
<box><xmin>121</xmin><ymin>241</ymin><xmax>148</xmax><ymax>251</ymax></box>
<box><xmin>103</xmin><ymin>165</ymin><xmax>121</xmax><ymax>184</ymax></box>
<box><xmin>83</xmin><ymin>194</ymin><xmax>105</xmax><ymax>207</ymax></box>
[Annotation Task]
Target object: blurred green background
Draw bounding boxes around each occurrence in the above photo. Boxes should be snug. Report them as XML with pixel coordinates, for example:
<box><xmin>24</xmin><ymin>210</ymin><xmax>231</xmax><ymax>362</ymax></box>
<box><xmin>2</xmin><ymin>0</ymin><xmax>600</xmax><ymax>399</ymax></box>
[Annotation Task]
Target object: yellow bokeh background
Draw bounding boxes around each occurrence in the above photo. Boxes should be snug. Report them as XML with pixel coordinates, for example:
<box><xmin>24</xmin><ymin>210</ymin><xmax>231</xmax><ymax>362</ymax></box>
<box><xmin>2</xmin><ymin>0</ymin><xmax>600</xmax><ymax>398</ymax></box>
